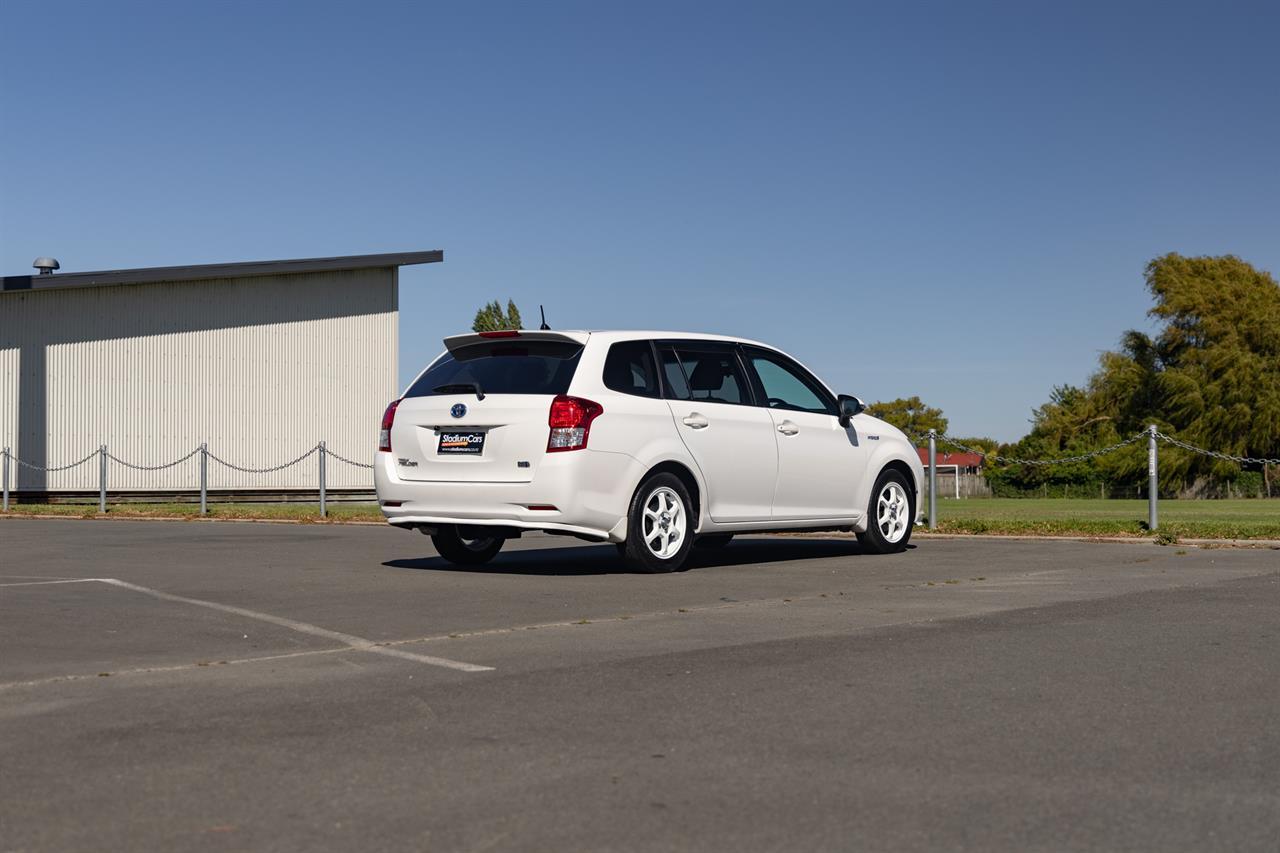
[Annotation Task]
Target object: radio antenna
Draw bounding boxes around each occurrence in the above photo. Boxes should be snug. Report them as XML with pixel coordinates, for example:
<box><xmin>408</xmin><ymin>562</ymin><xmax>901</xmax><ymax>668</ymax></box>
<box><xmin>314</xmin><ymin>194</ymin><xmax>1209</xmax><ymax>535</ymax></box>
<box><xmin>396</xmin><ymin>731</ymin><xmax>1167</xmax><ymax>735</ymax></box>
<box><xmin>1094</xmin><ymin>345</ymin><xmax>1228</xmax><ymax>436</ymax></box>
<box><xmin>539</xmin><ymin>305</ymin><xmax>550</xmax><ymax>330</ymax></box>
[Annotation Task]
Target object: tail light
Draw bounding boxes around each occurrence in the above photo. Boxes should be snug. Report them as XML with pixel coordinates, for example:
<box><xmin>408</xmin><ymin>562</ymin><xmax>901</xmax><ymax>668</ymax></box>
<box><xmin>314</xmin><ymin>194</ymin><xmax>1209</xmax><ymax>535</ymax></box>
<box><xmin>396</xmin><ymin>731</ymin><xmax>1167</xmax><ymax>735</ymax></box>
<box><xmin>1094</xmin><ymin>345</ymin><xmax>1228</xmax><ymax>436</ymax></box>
<box><xmin>379</xmin><ymin>399</ymin><xmax>401</xmax><ymax>452</ymax></box>
<box><xmin>547</xmin><ymin>395</ymin><xmax>603</xmax><ymax>452</ymax></box>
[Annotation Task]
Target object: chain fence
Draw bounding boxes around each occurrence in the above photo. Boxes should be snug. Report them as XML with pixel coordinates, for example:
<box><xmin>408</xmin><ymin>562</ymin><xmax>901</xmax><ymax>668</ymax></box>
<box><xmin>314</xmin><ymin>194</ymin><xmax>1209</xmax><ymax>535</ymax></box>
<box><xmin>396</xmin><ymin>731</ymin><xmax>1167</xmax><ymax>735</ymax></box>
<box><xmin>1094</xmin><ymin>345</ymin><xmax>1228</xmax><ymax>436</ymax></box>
<box><xmin>204</xmin><ymin>445</ymin><xmax>320</xmax><ymax>474</ymax></box>
<box><xmin>12</xmin><ymin>448</ymin><xmax>100</xmax><ymax>473</ymax></box>
<box><xmin>905</xmin><ymin>425</ymin><xmax>1277</xmax><ymax>530</ymax></box>
<box><xmin>908</xmin><ymin>428</ymin><xmax>1279</xmax><ymax>467</ymax></box>
<box><xmin>1</xmin><ymin>442</ymin><xmax>375</xmax><ymax>517</ymax></box>
<box><xmin>1</xmin><ymin>428</ymin><xmax>1275</xmax><ymax>528</ymax></box>
<box><xmin>928</xmin><ymin>432</ymin><xmax>1148</xmax><ymax>466</ymax></box>
<box><xmin>322</xmin><ymin>447</ymin><xmax>376</xmax><ymax>470</ymax></box>
<box><xmin>106</xmin><ymin>446</ymin><xmax>203</xmax><ymax>472</ymax></box>
<box><xmin>1151</xmin><ymin>431</ymin><xmax>1280</xmax><ymax>467</ymax></box>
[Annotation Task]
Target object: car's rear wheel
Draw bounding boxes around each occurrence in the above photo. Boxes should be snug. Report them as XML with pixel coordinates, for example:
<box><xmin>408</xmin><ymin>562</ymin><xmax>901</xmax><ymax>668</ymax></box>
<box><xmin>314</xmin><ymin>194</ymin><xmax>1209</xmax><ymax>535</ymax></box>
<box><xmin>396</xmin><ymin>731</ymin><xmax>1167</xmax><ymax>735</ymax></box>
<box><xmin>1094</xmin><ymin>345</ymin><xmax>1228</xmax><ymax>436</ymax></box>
<box><xmin>621</xmin><ymin>473</ymin><xmax>695</xmax><ymax>573</ymax></box>
<box><xmin>856</xmin><ymin>469</ymin><xmax>915</xmax><ymax>554</ymax></box>
<box><xmin>431</xmin><ymin>526</ymin><xmax>504</xmax><ymax>565</ymax></box>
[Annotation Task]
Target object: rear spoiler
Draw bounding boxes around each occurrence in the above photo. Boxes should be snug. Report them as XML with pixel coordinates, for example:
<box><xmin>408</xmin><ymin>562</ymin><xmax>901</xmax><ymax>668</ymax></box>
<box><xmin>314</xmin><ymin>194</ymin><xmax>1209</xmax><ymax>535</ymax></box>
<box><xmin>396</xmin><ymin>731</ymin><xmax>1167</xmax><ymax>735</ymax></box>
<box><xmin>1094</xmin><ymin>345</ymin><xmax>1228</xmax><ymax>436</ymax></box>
<box><xmin>443</xmin><ymin>330</ymin><xmax>590</xmax><ymax>353</ymax></box>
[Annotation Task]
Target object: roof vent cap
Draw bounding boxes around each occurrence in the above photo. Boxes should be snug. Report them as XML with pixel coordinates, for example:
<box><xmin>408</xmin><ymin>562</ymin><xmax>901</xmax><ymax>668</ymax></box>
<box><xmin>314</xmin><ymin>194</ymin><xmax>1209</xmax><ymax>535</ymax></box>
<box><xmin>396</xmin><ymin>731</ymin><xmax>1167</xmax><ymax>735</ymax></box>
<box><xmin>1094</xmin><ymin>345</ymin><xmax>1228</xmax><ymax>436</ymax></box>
<box><xmin>33</xmin><ymin>257</ymin><xmax>60</xmax><ymax>275</ymax></box>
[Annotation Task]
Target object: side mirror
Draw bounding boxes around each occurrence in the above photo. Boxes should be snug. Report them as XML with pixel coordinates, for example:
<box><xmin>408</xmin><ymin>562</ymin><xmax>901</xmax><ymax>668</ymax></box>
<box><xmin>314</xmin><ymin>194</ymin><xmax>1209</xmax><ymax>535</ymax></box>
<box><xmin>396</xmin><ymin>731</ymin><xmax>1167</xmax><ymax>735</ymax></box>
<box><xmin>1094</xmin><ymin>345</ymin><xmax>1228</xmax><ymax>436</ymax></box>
<box><xmin>838</xmin><ymin>394</ymin><xmax>866</xmax><ymax>427</ymax></box>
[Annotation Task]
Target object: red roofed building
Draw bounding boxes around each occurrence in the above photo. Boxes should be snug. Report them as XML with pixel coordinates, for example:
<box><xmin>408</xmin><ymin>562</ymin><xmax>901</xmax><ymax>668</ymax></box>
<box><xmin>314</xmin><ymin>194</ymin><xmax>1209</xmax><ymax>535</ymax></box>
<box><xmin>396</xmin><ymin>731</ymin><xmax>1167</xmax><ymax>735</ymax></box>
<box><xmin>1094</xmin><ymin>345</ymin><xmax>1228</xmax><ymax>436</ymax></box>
<box><xmin>916</xmin><ymin>449</ymin><xmax>984</xmax><ymax>474</ymax></box>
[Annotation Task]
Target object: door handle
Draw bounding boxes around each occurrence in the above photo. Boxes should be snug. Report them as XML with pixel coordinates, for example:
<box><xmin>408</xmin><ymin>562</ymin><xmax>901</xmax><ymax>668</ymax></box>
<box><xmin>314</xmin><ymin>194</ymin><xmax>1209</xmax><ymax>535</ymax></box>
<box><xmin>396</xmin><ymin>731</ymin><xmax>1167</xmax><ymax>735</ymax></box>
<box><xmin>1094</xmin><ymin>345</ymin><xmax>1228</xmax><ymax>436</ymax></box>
<box><xmin>682</xmin><ymin>413</ymin><xmax>709</xmax><ymax>429</ymax></box>
<box><xmin>777</xmin><ymin>420</ymin><xmax>799</xmax><ymax>436</ymax></box>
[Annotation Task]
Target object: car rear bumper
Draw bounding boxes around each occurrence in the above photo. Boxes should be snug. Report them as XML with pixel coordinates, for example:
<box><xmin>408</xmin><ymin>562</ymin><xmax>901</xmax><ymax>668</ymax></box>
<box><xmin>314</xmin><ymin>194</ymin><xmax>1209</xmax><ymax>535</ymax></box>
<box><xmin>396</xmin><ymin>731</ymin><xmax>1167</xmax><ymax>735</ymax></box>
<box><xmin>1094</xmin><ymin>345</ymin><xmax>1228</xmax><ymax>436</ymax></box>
<box><xmin>373</xmin><ymin>448</ymin><xmax>641</xmax><ymax>542</ymax></box>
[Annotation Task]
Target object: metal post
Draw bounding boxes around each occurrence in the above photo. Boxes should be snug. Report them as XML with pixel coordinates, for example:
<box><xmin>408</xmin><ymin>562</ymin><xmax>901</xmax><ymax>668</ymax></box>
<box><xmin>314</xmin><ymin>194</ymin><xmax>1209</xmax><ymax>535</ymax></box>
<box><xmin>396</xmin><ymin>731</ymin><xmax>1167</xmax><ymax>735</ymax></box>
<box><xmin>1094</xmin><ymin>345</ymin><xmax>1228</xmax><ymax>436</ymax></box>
<box><xmin>99</xmin><ymin>445</ymin><xmax>107</xmax><ymax>514</ymax></box>
<box><xmin>927</xmin><ymin>429</ymin><xmax>938</xmax><ymax>530</ymax></box>
<box><xmin>1147</xmin><ymin>425</ymin><xmax>1158</xmax><ymax>531</ymax></box>
<box><xmin>199</xmin><ymin>443</ymin><xmax>208</xmax><ymax>516</ymax></box>
<box><xmin>318</xmin><ymin>441</ymin><xmax>327</xmax><ymax>518</ymax></box>
<box><xmin>2</xmin><ymin>447</ymin><xmax>9</xmax><ymax>511</ymax></box>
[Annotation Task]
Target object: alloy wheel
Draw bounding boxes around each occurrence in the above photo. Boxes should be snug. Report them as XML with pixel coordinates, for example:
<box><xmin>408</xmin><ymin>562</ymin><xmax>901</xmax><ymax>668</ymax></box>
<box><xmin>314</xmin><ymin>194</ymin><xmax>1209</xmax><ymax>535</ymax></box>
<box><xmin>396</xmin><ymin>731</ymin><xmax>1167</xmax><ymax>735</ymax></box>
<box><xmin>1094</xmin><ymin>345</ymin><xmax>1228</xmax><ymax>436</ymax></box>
<box><xmin>642</xmin><ymin>486</ymin><xmax>686</xmax><ymax>559</ymax></box>
<box><xmin>877</xmin><ymin>481</ymin><xmax>910</xmax><ymax>544</ymax></box>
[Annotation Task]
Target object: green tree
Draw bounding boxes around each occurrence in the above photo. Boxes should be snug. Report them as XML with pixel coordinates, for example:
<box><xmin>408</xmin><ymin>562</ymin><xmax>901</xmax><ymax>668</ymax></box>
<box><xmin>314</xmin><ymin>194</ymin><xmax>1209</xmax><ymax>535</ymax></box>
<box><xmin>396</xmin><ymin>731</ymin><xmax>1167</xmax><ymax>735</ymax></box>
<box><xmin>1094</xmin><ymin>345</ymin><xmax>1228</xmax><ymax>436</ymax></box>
<box><xmin>865</xmin><ymin>396</ymin><xmax>948</xmax><ymax>439</ymax></box>
<box><xmin>945</xmin><ymin>436</ymin><xmax>1001</xmax><ymax>458</ymax></box>
<box><xmin>991</xmin><ymin>384</ymin><xmax>1128</xmax><ymax>489</ymax></box>
<box><xmin>1004</xmin><ymin>254</ymin><xmax>1280</xmax><ymax>494</ymax></box>
<box><xmin>471</xmin><ymin>299</ymin><xmax>523</xmax><ymax>333</ymax></box>
<box><xmin>1142</xmin><ymin>254</ymin><xmax>1279</xmax><ymax>457</ymax></box>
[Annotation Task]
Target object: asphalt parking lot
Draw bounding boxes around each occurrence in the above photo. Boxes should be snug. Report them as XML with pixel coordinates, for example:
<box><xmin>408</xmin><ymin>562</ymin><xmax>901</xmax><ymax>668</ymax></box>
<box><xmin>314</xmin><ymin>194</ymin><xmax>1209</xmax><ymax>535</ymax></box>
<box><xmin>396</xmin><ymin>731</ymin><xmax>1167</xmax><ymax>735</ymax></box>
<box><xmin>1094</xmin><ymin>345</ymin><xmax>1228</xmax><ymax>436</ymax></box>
<box><xmin>2</xmin><ymin>519</ymin><xmax>1277</xmax><ymax>852</ymax></box>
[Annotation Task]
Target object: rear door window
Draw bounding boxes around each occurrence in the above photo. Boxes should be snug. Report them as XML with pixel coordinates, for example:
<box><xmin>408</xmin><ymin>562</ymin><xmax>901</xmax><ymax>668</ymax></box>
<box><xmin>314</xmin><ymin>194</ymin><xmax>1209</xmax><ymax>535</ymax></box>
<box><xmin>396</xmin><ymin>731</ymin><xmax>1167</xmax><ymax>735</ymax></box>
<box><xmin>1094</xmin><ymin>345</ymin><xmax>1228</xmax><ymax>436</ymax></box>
<box><xmin>405</xmin><ymin>340</ymin><xmax>583</xmax><ymax>398</ymax></box>
<box><xmin>660</xmin><ymin>343</ymin><xmax>752</xmax><ymax>406</ymax></box>
<box><xmin>603</xmin><ymin>341</ymin><xmax>661</xmax><ymax>398</ymax></box>
<box><xmin>658</xmin><ymin>347</ymin><xmax>691</xmax><ymax>400</ymax></box>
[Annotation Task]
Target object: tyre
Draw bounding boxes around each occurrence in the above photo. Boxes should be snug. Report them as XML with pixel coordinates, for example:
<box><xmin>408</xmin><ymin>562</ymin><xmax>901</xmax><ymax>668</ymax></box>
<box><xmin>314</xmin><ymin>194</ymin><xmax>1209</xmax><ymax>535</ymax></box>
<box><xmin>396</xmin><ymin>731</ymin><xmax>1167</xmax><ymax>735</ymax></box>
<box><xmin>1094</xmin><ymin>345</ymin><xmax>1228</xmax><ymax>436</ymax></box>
<box><xmin>620</xmin><ymin>473</ymin><xmax>696</xmax><ymax>573</ymax></box>
<box><xmin>431</xmin><ymin>526</ymin><xmax>504</xmax><ymax>565</ymax></box>
<box><xmin>695</xmin><ymin>534</ymin><xmax>734</xmax><ymax>549</ymax></box>
<box><xmin>856</xmin><ymin>468</ymin><xmax>915</xmax><ymax>554</ymax></box>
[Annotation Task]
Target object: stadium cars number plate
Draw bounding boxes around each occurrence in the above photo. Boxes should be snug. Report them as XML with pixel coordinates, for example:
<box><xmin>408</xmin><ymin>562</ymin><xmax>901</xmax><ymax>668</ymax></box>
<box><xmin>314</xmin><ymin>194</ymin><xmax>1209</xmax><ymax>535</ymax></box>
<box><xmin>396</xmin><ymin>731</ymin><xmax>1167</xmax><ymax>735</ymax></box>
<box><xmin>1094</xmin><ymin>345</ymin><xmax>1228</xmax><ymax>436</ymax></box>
<box><xmin>438</xmin><ymin>431</ymin><xmax>486</xmax><ymax>455</ymax></box>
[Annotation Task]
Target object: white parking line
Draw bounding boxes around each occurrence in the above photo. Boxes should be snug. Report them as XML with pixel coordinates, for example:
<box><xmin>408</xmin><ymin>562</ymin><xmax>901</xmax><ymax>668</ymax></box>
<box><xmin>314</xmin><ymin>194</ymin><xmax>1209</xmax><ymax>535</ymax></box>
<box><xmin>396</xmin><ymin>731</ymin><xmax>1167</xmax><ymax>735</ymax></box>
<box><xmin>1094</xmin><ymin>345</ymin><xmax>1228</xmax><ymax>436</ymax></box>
<box><xmin>1</xmin><ymin>577</ymin><xmax>491</xmax><ymax>674</ymax></box>
<box><xmin>0</xmin><ymin>574</ymin><xmax>85</xmax><ymax>581</ymax></box>
<box><xmin>92</xmin><ymin>579</ymin><xmax>494</xmax><ymax>673</ymax></box>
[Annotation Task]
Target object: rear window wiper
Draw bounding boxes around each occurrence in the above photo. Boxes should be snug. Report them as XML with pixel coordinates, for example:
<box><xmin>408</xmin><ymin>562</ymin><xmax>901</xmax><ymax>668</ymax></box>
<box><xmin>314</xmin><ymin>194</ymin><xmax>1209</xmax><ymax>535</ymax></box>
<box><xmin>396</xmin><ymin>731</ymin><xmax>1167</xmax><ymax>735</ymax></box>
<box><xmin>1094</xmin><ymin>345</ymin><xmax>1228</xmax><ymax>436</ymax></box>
<box><xmin>432</xmin><ymin>382</ymin><xmax>485</xmax><ymax>400</ymax></box>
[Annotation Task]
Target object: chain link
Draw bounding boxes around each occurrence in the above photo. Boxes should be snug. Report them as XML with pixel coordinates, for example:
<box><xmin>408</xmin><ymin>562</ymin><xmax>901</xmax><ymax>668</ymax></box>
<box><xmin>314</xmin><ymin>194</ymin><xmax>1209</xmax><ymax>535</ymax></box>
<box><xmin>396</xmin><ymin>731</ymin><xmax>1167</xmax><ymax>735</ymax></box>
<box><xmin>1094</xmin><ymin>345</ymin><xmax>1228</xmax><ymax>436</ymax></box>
<box><xmin>1155</xmin><ymin>432</ymin><xmax>1280</xmax><ymax>466</ymax></box>
<box><xmin>206</xmin><ymin>445</ymin><xmax>319</xmax><ymax>474</ymax></box>
<box><xmin>10</xmin><ymin>448</ymin><xmax>100</xmax><ymax>472</ymax></box>
<box><xmin>912</xmin><ymin>431</ymin><xmax>1147</xmax><ymax>466</ymax></box>
<box><xmin>3</xmin><ymin>444</ymin><xmax>374</xmax><ymax>475</ymax></box>
<box><xmin>106</xmin><ymin>446</ymin><xmax>202</xmax><ymax>471</ymax></box>
<box><xmin>324</xmin><ymin>447</ymin><xmax>375</xmax><ymax>469</ymax></box>
<box><xmin>914</xmin><ymin>429</ymin><xmax>1277</xmax><ymax>467</ymax></box>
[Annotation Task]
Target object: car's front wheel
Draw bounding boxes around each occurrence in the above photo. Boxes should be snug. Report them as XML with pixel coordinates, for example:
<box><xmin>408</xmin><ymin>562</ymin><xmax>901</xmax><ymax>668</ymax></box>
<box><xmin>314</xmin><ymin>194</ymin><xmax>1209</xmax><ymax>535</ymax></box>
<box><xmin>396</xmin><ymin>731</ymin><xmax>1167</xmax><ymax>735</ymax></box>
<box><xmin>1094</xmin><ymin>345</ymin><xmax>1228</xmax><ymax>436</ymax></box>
<box><xmin>620</xmin><ymin>473</ymin><xmax>695</xmax><ymax>573</ymax></box>
<box><xmin>431</xmin><ymin>526</ymin><xmax>504</xmax><ymax>565</ymax></box>
<box><xmin>856</xmin><ymin>469</ymin><xmax>915</xmax><ymax>554</ymax></box>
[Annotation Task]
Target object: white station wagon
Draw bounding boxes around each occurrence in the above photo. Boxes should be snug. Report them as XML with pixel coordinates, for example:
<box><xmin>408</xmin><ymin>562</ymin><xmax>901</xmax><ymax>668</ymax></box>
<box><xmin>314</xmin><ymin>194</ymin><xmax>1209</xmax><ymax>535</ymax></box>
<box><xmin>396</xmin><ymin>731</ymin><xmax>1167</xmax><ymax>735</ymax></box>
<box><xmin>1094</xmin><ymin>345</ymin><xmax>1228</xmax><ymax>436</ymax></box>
<box><xmin>375</xmin><ymin>330</ymin><xmax>924</xmax><ymax>572</ymax></box>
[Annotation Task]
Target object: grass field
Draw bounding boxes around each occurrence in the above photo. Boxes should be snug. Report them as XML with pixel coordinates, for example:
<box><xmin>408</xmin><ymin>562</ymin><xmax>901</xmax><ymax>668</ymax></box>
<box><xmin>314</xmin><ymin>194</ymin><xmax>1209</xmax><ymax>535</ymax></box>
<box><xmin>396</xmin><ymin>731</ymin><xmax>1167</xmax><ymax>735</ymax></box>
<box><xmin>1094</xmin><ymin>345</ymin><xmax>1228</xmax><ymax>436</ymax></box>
<box><xmin>3</xmin><ymin>497</ymin><xmax>1278</xmax><ymax>541</ymax></box>
<box><xmin>932</xmin><ymin>498</ymin><xmax>1280</xmax><ymax>540</ymax></box>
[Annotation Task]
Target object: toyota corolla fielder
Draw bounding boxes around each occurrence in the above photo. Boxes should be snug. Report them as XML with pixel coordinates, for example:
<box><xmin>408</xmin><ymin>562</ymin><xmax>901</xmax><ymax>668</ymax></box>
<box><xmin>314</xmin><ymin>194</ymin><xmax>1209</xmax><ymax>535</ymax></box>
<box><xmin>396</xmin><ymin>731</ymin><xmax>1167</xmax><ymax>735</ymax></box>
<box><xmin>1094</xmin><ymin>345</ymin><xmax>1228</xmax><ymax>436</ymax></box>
<box><xmin>375</xmin><ymin>330</ymin><xmax>924</xmax><ymax>573</ymax></box>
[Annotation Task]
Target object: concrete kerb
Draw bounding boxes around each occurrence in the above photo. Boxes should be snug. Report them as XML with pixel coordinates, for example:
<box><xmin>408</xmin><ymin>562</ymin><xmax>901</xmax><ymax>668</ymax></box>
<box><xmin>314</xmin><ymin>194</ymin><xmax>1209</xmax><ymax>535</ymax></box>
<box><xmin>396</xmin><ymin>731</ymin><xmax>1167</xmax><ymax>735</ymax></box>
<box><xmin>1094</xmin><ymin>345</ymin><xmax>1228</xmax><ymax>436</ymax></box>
<box><xmin>768</xmin><ymin>529</ymin><xmax>1280</xmax><ymax>549</ymax></box>
<box><xmin>906</xmin><ymin>531</ymin><xmax>1280</xmax><ymax>549</ymax></box>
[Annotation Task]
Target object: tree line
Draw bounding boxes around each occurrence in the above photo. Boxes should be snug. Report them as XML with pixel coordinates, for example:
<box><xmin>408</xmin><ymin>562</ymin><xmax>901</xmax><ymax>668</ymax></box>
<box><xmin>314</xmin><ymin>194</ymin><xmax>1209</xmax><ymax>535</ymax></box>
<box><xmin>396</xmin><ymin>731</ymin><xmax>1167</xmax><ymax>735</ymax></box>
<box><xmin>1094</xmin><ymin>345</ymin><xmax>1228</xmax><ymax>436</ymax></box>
<box><xmin>869</xmin><ymin>254</ymin><xmax>1280</xmax><ymax>497</ymax></box>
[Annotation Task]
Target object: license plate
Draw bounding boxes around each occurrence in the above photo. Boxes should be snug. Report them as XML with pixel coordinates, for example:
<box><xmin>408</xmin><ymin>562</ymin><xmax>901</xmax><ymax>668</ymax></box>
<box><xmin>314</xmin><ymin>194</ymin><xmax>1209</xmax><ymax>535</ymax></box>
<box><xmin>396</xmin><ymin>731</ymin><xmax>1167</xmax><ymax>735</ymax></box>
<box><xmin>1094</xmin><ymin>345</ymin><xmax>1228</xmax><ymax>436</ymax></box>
<box><xmin>438</xmin><ymin>431</ymin><xmax>486</xmax><ymax>455</ymax></box>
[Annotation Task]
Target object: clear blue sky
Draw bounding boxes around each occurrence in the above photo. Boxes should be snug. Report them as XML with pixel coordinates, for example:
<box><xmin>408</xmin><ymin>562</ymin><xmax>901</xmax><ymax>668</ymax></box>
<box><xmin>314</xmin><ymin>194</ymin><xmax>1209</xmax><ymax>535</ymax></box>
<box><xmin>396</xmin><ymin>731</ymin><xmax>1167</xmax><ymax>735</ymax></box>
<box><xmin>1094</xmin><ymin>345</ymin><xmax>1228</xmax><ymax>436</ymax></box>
<box><xmin>3</xmin><ymin>1</ymin><xmax>1277</xmax><ymax>441</ymax></box>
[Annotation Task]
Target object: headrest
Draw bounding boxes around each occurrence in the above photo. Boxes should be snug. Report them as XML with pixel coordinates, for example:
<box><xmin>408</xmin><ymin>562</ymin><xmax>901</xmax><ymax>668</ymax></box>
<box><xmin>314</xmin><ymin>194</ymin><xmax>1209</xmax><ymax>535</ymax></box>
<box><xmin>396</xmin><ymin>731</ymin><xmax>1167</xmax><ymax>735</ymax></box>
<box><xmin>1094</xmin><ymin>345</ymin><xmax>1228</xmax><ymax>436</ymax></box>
<box><xmin>688</xmin><ymin>358</ymin><xmax>725</xmax><ymax>392</ymax></box>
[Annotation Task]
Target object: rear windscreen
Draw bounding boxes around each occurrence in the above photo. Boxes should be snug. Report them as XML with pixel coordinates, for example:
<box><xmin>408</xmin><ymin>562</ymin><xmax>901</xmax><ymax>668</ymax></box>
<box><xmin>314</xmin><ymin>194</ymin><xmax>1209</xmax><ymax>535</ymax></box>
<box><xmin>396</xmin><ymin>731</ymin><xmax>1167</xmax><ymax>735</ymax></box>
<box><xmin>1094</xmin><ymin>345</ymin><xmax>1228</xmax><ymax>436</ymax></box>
<box><xmin>404</xmin><ymin>341</ymin><xmax>584</xmax><ymax>398</ymax></box>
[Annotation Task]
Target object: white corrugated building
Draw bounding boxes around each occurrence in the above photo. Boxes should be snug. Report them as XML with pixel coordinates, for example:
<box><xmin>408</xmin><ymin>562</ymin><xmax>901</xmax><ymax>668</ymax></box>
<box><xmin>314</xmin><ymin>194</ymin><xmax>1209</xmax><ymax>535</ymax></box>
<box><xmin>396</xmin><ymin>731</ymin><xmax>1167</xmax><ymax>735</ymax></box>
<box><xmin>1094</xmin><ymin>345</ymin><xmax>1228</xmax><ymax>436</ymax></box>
<box><xmin>0</xmin><ymin>250</ymin><xmax>441</xmax><ymax>498</ymax></box>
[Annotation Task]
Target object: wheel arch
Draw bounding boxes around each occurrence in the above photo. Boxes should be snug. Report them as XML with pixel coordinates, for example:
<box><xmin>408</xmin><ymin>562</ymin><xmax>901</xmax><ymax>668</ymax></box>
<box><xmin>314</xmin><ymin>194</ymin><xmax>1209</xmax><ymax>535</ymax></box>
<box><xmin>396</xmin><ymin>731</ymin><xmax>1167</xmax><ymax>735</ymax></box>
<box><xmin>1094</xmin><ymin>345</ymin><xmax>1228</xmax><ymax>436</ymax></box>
<box><xmin>854</xmin><ymin>450</ymin><xmax>923</xmax><ymax>532</ymax></box>
<box><xmin>637</xmin><ymin>460</ymin><xmax>703</xmax><ymax>532</ymax></box>
<box><xmin>878</xmin><ymin>458</ymin><xmax>918</xmax><ymax>501</ymax></box>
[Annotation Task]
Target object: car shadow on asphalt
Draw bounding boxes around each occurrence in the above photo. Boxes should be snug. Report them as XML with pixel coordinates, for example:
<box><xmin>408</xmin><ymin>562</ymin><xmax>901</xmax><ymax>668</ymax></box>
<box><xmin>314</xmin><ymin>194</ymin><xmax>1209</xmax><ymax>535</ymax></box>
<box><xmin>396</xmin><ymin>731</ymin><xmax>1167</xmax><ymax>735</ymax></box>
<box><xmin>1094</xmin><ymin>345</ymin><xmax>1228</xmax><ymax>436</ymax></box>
<box><xmin>381</xmin><ymin>537</ymin><xmax>909</xmax><ymax>576</ymax></box>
